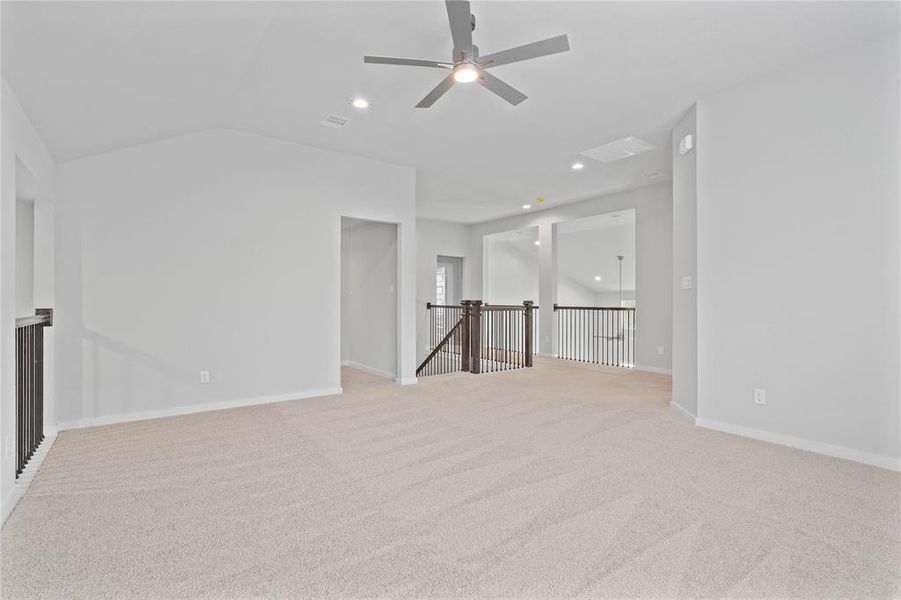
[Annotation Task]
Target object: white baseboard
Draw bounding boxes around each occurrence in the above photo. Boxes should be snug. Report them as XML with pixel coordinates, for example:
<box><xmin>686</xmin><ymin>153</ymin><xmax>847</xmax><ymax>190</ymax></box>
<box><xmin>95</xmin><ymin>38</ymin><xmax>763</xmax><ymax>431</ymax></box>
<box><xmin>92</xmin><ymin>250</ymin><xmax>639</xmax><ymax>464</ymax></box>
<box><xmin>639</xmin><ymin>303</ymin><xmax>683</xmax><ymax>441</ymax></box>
<box><xmin>2</xmin><ymin>430</ymin><xmax>58</xmax><ymax>527</ymax></box>
<box><xmin>696</xmin><ymin>417</ymin><xmax>901</xmax><ymax>472</ymax></box>
<box><xmin>56</xmin><ymin>387</ymin><xmax>343</xmax><ymax>431</ymax></box>
<box><xmin>635</xmin><ymin>365</ymin><xmax>673</xmax><ymax>375</ymax></box>
<box><xmin>341</xmin><ymin>360</ymin><xmax>396</xmax><ymax>380</ymax></box>
<box><xmin>396</xmin><ymin>377</ymin><xmax>418</xmax><ymax>385</ymax></box>
<box><xmin>669</xmin><ymin>401</ymin><xmax>697</xmax><ymax>424</ymax></box>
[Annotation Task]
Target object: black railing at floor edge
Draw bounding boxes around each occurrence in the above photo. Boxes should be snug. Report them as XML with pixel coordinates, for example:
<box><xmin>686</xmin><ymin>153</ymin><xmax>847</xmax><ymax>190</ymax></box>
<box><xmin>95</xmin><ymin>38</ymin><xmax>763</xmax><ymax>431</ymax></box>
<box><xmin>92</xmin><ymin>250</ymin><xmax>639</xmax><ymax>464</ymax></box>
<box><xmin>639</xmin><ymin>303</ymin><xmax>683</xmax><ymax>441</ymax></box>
<box><xmin>553</xmin><ymin>304</ymin><xmax>635</xmax><ymax>368</ymax></box>
<box><xmin>15</xmin><ymin>309</ymin><xmax>52</xmax><ymax>478</ymax></box>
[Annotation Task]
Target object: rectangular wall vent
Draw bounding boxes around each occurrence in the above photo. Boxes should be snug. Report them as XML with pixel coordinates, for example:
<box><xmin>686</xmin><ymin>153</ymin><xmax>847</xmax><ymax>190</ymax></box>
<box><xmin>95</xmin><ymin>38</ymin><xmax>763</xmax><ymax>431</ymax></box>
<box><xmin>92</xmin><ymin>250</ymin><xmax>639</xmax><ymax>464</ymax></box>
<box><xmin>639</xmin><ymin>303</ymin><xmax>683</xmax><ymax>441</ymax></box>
<box><xmin>581</xmin><ymin>136</ymin><xmax>655</xmax><ymax>163</ymax></box>
<box><xmin>320</xmin><ymin>114</ymin><xmax>351</xmax><ymax>128</ymax></box>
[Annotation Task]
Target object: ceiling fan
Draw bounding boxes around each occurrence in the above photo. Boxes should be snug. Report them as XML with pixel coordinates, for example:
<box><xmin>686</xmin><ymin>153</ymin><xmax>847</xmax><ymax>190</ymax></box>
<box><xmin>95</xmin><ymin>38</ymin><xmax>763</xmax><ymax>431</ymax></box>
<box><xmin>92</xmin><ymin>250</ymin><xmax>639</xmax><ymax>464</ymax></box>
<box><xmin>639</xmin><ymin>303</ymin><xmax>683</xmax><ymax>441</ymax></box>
<box><xmin>363</xmin><ymin>0</ymin><xmax>570</xmax><ymax>108</ymax></box>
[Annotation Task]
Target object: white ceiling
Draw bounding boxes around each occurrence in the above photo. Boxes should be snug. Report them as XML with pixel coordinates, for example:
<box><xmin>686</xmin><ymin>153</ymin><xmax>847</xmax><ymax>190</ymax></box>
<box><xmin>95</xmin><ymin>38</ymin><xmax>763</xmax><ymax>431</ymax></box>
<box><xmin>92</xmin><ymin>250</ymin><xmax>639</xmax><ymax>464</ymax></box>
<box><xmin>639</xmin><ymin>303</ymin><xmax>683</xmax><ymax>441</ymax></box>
<box><xmin>3</xmin><ymin>1</ymin><xmax>897</xmax><ymax>223</ymax></box>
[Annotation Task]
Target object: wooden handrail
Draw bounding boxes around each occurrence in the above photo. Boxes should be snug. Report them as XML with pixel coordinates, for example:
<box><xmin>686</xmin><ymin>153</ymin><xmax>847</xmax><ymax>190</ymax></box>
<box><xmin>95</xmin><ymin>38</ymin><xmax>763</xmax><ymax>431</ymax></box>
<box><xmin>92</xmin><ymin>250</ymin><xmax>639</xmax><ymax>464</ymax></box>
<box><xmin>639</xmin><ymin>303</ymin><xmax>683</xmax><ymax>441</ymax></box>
<box><xmin>483</xmin><ymin>304</ymin><xmax>540</xmax><ymax>310</ymax></box>
<box><xmin>553</xmin><ymin>304</ymin><xmax>633</xmax><ymax>311</ymax></box>
<box><xmin>16</xmin><ymin>313</ymin><xmax>52</xmax><ymax>329</ymax></box>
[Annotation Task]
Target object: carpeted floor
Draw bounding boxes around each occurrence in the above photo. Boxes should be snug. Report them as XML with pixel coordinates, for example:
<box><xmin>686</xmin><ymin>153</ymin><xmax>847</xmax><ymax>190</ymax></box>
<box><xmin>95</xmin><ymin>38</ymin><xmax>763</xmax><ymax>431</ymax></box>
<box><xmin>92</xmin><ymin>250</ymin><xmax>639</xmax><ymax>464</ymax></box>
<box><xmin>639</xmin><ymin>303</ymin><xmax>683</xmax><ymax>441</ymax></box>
<box><xmin>2</xmin><ymin>359</ymin><xmax>899</xmax><ymax>599</ymax></box>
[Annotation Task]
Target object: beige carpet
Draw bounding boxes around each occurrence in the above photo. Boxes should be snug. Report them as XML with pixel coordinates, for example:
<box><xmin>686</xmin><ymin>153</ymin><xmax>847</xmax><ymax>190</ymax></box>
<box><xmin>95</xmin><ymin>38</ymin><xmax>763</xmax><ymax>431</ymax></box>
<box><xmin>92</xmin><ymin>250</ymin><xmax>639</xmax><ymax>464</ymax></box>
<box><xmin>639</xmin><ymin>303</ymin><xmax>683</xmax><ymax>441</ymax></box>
<box><xmin>2</xmin><ymin>359</ymin><xmax>899</xmax><ymax>599</ymax></box>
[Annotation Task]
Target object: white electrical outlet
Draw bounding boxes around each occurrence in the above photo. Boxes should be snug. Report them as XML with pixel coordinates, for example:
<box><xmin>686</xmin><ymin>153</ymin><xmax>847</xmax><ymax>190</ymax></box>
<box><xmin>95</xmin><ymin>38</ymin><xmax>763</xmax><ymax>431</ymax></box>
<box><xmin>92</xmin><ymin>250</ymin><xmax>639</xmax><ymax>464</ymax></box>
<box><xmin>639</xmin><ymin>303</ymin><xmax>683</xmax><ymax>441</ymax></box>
<box><xmin>200</xmin><ymin>370</ymin><xmax>211</xmax><ymax>384</ymax></box>
<box><xmin>657</xmin><ymin>346</ymin><xmax>665</xmax><ymax>355</ymax></box>
<box><xmin>681</xmin><ymin>276</ymin><xmax>693</xmax><ymax>290</ymax></box>
<box><xmin>754</xmin><ymin>388</ymin><xmax>767</xmax><ymax>405</ymax></box>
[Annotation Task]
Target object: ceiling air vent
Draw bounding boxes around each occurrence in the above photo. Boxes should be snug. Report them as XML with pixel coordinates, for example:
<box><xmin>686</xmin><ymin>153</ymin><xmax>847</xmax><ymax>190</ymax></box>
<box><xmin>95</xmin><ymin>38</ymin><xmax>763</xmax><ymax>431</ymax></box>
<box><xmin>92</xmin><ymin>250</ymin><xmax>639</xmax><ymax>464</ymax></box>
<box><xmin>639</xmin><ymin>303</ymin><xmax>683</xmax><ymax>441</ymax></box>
<box><xmin>320</xmin><ymin>114</ymin><xmax>351</xmax><ymax>128</ymax></box>
<box><xmin>581</xmin><ymin>136</ymin><xmax>655</xmax><ymax>163</ymax></box>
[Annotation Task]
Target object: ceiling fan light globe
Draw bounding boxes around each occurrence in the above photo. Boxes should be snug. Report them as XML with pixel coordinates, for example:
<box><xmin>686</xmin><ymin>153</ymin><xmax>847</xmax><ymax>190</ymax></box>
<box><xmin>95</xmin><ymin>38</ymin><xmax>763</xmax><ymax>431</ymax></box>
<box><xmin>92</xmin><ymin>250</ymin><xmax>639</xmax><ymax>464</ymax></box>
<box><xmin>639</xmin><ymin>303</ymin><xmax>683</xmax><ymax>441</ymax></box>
<box><xmin>453</xmin><ymin>63</ymin><xmax>479</xmax><ymax>83</ymax></box>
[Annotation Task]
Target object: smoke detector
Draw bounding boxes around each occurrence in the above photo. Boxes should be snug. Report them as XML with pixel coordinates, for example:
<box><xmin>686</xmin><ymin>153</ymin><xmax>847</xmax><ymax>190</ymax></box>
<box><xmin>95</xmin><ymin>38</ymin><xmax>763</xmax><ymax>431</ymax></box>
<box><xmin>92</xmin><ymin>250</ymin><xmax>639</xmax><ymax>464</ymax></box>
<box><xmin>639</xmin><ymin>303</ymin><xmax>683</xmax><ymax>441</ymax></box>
<box><xmin>320</xmin><ymin>114</ymin><xmax>351</xmax><ymax>128</ymax></box>
<box><xmin>581</xmin><ymin>136</ymin><xmax>655</xmax><ymax>163</ymax></box>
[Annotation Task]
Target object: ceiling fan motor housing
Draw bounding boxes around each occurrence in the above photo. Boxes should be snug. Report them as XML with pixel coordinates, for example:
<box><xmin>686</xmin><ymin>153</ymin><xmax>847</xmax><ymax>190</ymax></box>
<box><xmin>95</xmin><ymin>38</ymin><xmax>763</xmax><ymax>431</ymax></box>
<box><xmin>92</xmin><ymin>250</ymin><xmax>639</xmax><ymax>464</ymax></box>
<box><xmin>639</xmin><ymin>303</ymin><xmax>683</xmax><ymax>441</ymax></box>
<box><xmin>453</xmin><ymin>45</ymin><xmax>479</xmax><ymax>63</ymax></box>
<box><xmin>362</xmin><ymin>1</ymin><xmax>571</xmax><ymax>108</ymax></box>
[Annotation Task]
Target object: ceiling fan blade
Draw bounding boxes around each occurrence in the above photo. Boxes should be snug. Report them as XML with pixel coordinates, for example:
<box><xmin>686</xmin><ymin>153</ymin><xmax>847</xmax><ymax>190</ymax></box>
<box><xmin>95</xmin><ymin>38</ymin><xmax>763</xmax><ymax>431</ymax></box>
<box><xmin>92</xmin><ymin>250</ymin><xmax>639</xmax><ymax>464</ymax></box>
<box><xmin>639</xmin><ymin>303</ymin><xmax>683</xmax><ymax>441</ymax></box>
<box><xmin>478</xmin><ymin>34</ymin><xmax>570</xmax><ymax>69</ymax></box>
<box><xmin>416</xmin><ymin>74</ymin><xmax>456</xmax><ymax>108</ymax></box>
<box><xmin>364</xmin><ymin>56</ymin><xmax>452</xmax><ymax>68</ymax></box>
<box><xmin>445</xmin><ymin>0</ymin><xmax>473</xmax><ymax>53</ymax></box>
<box><xmin>479</xmin><ymin>71</ymin><xmax>527</xmax><ymax>106</ymax></box>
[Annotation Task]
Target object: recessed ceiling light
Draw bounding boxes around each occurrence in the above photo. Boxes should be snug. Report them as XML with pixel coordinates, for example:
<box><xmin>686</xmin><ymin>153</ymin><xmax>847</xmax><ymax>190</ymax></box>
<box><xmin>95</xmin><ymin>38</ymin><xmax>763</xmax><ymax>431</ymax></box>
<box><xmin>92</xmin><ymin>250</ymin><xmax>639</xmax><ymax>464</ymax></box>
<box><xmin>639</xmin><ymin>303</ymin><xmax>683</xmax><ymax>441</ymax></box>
<box><xmin>534</xmin><ymin>240</ymin><xmax>540</xmax><ymax>246</ymax></box>
<box><xmin>571</xmin><ymin>162</ymin><xmax>584</xmax><ymax>170</ymax></box>
<box><xmin>522</xmin><ymin>204</ymin><xmax>531</xmax><ymax>210</ymax></box>
<box><xmin>352</xmin><ymin>97</ymin><xmax>369</xmax><ymax>109</ymax></box>
<box><xmin>594</xmin><ymin>276</ymin><xmax>602</xmax><ymax>281</ymax></box>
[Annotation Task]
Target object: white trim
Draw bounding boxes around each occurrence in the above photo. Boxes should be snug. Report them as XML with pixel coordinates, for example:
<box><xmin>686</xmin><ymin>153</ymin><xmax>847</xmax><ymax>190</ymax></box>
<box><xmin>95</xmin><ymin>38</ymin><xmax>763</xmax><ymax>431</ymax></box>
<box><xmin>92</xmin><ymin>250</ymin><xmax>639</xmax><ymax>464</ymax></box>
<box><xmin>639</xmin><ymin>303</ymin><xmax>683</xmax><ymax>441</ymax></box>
<box><xmin>56</xmin><ymin>387</ymin><xmax>343</xmax><ymax>431</ymax></box>
<box><xmin>341</xmin><ymin>360</ymin><xmax>396</xmax><ymax>380</ymax></box>
<box><xmin>669</xmin><ymin>401</ymin><xmax>697</xmax><ymax>424</ymax></box>
<box><xmin>635</xmin><ymin>364</ymin><xmax>672</xmax><ymax>375</ymax></box>
<box><xmin>396</xmin><ymin>377</ymin><xmax>418</xmax><ymax>385</ymax></box>
<box><xmin>2</xmin><ymin>430</ymin><xmax>58</xmax><ymax>527</ymax></box>
<box><xmin>696</xmin><ymin>417</ymin><xmax>901</xmax><ymax>472</ymax></box>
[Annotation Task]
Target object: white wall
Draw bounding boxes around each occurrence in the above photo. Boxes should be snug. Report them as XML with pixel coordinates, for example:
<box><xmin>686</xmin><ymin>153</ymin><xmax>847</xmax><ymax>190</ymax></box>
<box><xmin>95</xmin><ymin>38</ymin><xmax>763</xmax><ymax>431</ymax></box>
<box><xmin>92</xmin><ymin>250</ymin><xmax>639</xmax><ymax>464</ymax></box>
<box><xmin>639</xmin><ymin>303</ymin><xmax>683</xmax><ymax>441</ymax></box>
<box><xmin>557</xmin><ymin>277</ymin><xmax>596</xmax><ymax>306</ymax></box>
<box><xmin>484</xmin><ymin>239</ymin><xmax>539</xmax><ymax>305</ymax></box>
<box><xmin>415</xmin><ymin>219</ymin><xmax>470</xmax><ymax>362</ymax></box>
<box><xmin>594</xmin><ymin>291</ymin><xmax>636</xmax><ymax>306</ymax></box>
<box><xmin>15</xmin><ymin>199</ymin><xmax>33</xmax><ymax>318</ymax></box>
<box><xmin>1</xmin><ymin>79</ymin><xmax>57</xmax><ymax>524</ymax></box>
<box><xmin>54</xmin><ymin>128</ymin><xmax>417</xmax><ymax>428</ymax></box>
<box><xmin>470</xmin><ymin>183</ymin><xmax>673</xmax><ymax>371</ymax></box>
<box><xmin>696</xmin><ymin>36</ymin><xmax>900</xmax><ymax>467</ymax></box>
<box><xmin>341</xmin><ymin>220</ymin><xmax>398</xmax><ymax>378</ymax></box>
<box><xmin>556</xmin><ymin>223</ymin><xmax>637</xmax><ymax>297</ymax></box>
<box><xmin>671</xmin><ymin>105</ymin><xmax>698</xmax><ymax>418</ymax></box>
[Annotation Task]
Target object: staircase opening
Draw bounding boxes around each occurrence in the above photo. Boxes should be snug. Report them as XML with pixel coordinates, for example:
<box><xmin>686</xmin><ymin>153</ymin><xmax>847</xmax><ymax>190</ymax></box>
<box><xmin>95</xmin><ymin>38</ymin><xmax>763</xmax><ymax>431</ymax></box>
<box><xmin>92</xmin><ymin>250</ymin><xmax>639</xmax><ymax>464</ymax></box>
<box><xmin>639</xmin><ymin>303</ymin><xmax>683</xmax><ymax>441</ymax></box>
<box><xmin>418</xmin><ymin>300</ymin><xmax>536</xmax><ymax>377</ymax></box>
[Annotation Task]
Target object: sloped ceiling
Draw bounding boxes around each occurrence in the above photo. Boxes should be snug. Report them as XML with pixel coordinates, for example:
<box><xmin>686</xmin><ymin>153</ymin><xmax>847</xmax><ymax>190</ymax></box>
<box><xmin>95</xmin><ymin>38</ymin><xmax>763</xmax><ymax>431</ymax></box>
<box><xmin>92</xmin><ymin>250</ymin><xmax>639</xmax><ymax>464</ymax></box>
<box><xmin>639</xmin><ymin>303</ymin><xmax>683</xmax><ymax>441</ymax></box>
<box><xmin>3</xmin><ymin>1</ymin><xmax>897</xmax><ymax>222</ymax></box>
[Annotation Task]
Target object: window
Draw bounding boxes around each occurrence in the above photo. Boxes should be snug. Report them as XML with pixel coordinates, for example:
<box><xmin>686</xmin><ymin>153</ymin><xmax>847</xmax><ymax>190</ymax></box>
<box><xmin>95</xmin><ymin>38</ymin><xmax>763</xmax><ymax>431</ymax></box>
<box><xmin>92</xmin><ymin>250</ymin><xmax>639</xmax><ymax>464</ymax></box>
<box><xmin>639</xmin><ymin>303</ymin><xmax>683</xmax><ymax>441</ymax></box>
<box><xmin>436</xmin><ymin>266</ymin><xmax>447</xmax><ymax>306</ymax></box>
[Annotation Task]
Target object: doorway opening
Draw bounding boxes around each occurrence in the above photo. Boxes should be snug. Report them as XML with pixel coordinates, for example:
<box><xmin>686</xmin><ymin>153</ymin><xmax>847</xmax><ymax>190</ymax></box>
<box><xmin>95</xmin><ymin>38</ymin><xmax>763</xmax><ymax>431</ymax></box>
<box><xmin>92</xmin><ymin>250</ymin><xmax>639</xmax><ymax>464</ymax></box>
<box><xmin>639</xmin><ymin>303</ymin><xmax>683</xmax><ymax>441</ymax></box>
<box><xmin>554</xmin><ymin>210</ymin><xmax>636</xmax><ymax>366</ymax></box>
<box><xmin>483</xmin><ymin>226</ymin><xmax>539</xmax><ymax>305</ymax></box>
<box><xmin>340</xmin><ymin>217</ymin><xmax>399</xmax><ymax>389</ymax></box>
<box><xmin>436</xmin><ymin>255</ymin><xmax>463</xmax><ymax>306</ymax></box>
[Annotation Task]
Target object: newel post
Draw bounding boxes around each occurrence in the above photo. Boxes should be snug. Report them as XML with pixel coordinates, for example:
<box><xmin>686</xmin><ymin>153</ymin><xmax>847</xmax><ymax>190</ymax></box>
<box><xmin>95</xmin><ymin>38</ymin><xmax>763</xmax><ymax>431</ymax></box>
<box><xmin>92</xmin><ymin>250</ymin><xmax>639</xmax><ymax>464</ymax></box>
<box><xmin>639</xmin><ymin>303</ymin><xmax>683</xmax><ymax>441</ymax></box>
<box><xmin>469</xmin><ymin>300</ymin><xmax>482</xmax><ymax>374</ymax></box>
<box><xmin>460</xmin><ymin>300</ymin><xmax>471</xmax><ymax>373</ymax></box>
<box><xmin>523</xmin><ymin>300</ymin><xmax>534</xmax><ymax>367</ymax></box>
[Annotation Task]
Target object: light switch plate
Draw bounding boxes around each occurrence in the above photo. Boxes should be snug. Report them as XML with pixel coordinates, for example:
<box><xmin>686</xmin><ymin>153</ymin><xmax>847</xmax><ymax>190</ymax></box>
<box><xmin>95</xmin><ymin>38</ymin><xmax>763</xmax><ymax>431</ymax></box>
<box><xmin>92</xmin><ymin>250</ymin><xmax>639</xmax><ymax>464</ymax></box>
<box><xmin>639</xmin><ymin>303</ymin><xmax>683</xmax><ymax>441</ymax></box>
<box><xmin>681</xmin><ymin>276</ymin><xmax>693</xmax><ymax>290</ymax></box>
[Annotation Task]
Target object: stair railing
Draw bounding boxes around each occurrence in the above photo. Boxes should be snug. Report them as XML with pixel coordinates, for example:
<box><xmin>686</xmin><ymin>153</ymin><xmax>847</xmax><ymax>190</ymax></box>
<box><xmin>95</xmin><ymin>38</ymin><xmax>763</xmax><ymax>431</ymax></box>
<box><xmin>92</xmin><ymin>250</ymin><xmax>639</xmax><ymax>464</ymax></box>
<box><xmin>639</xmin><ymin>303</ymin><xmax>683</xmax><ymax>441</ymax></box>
<box><xmin>418</xmin><ymin>300</ymin><xmax>535</xmax><ymax>377</ymax></box>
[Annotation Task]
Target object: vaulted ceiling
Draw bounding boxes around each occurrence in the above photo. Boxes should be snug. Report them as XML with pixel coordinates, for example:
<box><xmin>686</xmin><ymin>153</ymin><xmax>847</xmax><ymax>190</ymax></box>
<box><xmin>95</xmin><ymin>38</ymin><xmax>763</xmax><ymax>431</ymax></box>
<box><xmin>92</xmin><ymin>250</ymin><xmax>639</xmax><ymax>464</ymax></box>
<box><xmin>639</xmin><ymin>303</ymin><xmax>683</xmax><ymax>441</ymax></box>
<box><xmin>3</xmin><ymin>1</ymin><xmax>897</xmax><ymax>222</ymax></box>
